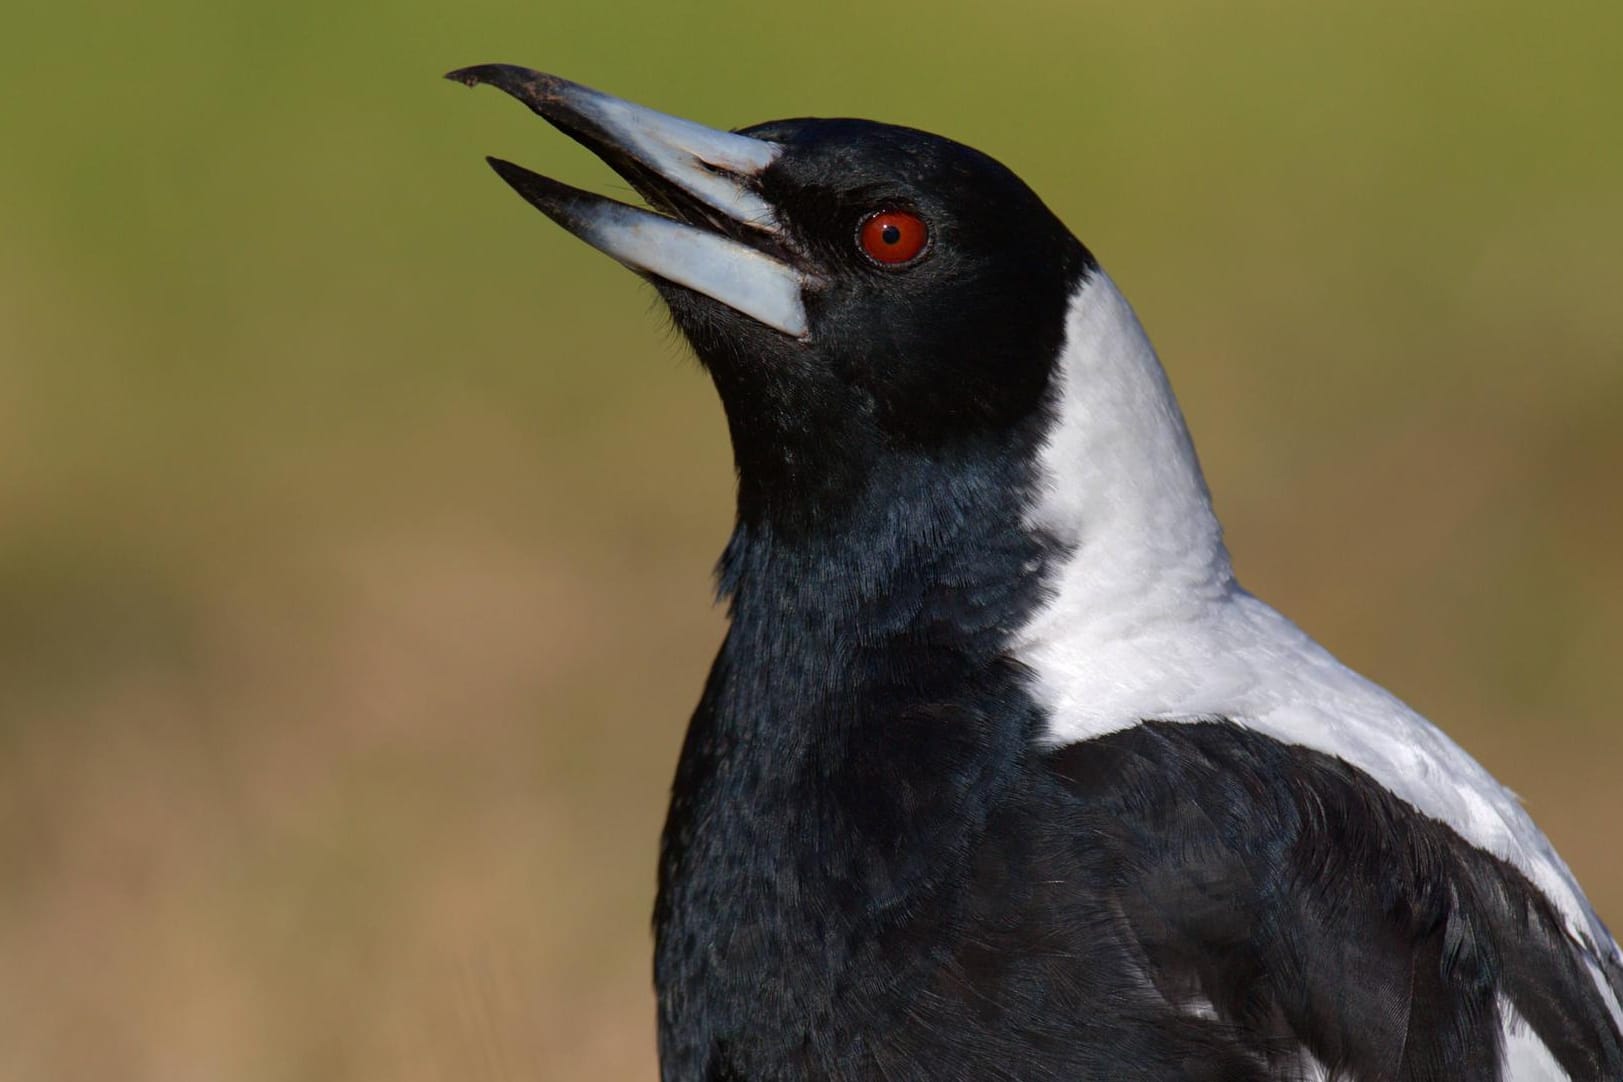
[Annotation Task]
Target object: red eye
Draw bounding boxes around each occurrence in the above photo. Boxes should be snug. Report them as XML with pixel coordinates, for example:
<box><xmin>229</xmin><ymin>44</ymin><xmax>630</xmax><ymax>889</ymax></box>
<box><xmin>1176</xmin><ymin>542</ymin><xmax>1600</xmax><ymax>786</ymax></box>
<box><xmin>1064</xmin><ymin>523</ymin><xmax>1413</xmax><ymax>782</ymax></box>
<box><xmin>858</xmin><ymin>210</ymin><xmax>929</xmax><ymax>265</ymax></box>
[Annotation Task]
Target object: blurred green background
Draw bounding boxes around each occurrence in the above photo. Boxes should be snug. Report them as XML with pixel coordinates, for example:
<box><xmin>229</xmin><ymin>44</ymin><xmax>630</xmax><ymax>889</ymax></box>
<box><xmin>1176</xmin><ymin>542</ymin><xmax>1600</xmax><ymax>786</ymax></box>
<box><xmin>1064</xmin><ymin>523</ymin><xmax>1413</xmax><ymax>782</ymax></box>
<box><xmin>2</xmin><ymin>0</ymin><xmax>1620</xmax><ymax>1077</ymax></box>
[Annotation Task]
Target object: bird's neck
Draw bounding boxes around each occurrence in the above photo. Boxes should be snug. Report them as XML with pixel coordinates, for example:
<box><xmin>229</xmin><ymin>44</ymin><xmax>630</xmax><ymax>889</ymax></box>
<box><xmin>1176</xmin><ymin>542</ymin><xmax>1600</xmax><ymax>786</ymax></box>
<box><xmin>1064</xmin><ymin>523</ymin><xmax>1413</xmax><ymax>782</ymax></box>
<box><xmin>1009</xmin><ymin>270</ymin><xmax>1244</xmax><ymax>742</ymax></box>
<box><xmin>668</xmin><ymin>268</ymin><xmax>1236</xmax><ymax>854</ymax></box>
<box><xmin>660</xmin><ymin>435</ymin><xmax>1055</xmax><ymax>912</ymax></box>
<box><xmin>711</xmin><ymin>438</ymin><xmax>1053</xmax><ymax>735</ymax></box>
<box><xmin>656</xmin><ymin>466</ymin><xmax>1050</xmax><ymax>1065</ymax></box>
<box><xmin>1024</xmin><ymin>270</ymin><xmax>1235</xmax><ymax>619</ymax></box>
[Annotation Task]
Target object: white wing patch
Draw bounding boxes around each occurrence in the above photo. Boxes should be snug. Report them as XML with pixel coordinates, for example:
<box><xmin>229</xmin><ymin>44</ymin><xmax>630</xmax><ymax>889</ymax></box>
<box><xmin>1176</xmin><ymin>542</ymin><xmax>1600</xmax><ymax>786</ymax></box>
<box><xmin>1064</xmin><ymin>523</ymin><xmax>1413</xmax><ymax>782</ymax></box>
<box><xmin>1014</xmin><ymin>272</ymin><xmax>1623</xmax><ymax>999</ymax></box>
<box><xmin>1501</xmin><ymin>998</ymin><xmax>1572</xmax><ymax>1081</ymax></box>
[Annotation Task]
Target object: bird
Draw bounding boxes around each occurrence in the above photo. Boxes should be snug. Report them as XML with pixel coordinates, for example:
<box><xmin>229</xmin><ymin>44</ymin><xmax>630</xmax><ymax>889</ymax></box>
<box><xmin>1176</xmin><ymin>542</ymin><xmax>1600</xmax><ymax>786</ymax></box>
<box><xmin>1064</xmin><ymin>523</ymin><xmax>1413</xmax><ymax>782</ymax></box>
<box><xmin>446</xmin><ymin>64</ymin><xmax>1623</xmax><ymax>1082</ymax></box>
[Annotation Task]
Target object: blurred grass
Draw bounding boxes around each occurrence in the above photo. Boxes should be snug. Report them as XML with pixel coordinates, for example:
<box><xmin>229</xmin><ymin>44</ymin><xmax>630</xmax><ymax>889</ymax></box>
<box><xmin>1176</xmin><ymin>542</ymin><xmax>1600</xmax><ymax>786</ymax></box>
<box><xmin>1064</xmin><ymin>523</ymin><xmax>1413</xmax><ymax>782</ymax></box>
<box><xmin>1</xmin><ymin>0</ymin><xmax>1621</xmax><ymax>1077</ymax></box>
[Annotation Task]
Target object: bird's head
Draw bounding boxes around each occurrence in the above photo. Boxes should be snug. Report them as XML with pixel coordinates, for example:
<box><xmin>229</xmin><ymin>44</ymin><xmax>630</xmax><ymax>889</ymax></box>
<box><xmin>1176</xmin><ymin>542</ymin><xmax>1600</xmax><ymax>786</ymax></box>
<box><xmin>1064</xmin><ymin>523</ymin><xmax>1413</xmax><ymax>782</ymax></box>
<box><xmin>448</xmin><ymin>67</ymin><xmax>1210</xmax><ymax>562</ymax></box>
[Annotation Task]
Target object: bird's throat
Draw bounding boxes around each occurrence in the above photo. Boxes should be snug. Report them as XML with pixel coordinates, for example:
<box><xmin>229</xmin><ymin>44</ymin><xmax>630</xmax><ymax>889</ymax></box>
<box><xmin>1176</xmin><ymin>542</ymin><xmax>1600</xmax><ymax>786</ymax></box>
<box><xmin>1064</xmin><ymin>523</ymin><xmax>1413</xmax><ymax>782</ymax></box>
<box><xmin>653</xmin><ymin>443</ymin><xmax>1059</xmax><ymax>1053</ymax></box>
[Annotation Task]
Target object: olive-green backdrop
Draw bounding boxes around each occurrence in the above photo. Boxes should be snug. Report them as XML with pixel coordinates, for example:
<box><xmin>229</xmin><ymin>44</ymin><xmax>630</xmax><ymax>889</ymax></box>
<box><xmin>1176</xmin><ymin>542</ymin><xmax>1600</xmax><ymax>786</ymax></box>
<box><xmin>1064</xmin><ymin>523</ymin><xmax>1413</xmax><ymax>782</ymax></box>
<box><xmin>2</xmin><ymin>0</ymin><xmax>1620</xmax><ymax>1077</ymax></box>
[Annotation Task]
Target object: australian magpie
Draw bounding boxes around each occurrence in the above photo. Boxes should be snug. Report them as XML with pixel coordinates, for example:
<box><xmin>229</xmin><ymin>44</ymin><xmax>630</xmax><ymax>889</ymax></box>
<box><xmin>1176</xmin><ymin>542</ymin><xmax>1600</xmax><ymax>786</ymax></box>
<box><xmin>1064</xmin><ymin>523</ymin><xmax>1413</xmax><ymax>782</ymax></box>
<box><xmin>447</xmin><ymin>65</ymin><xmax>1623</xmax><ymax>1081</ymax></box>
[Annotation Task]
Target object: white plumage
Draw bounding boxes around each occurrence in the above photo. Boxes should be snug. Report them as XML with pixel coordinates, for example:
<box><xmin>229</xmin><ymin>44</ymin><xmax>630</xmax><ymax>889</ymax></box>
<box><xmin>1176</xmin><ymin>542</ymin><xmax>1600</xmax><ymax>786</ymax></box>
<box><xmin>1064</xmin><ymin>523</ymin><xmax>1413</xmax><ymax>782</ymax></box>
<box><xmin>1012</xmin><ymin>271</ymin><xmax>1623</xmax><ymax>1069</ymax></box>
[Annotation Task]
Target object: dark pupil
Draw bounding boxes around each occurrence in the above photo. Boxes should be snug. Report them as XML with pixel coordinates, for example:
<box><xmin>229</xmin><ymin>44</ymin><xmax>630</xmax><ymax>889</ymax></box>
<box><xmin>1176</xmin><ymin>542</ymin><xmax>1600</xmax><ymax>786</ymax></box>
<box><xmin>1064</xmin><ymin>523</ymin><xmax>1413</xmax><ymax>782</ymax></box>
<box><xmin>880</xmin><ymin>223</ymin><xmax>902</xmax><ymax>245</ymax></box>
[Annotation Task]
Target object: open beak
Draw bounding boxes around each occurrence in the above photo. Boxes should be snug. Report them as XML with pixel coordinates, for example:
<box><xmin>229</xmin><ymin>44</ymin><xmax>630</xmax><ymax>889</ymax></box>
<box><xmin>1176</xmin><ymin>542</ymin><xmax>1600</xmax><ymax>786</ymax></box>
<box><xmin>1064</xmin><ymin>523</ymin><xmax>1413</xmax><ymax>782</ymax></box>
<box><xmin>446</xmin><ymin>64</ymin><xmax>811</xmax><ymax>340</ymax></box>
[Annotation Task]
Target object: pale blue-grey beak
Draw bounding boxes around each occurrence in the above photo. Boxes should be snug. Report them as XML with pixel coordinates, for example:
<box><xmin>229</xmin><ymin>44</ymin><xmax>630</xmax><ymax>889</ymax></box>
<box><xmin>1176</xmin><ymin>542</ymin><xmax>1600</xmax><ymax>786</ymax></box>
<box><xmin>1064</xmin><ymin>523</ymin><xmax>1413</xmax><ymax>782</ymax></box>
<box><xmin>448</xmin><ymin>64</ymin><xmax>811</xmax><ymax>339</ymax></box>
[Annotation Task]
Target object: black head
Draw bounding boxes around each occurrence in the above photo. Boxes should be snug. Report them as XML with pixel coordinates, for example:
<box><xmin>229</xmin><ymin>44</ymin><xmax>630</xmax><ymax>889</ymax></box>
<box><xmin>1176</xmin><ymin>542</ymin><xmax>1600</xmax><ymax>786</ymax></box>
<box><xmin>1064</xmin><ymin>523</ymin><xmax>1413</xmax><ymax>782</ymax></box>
<box><xmin>449</xmin><ymin>67</ymin><xmax>1093</xmax><ymax>534</ymax></box>
<box><xmin>682</xmin><ymin>117</ymin><xmax>1090</xmax><ymax>466</ymax></box>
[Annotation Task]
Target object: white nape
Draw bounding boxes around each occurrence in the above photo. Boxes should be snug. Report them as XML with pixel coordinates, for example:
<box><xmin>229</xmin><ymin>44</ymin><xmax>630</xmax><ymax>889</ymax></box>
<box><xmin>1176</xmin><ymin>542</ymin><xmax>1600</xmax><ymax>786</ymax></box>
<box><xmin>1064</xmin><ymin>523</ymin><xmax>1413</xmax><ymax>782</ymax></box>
<box><xmin>1012</xmin><ymin>270</ymin><xmax>1621</xmax><ymax>1008</ymax></box>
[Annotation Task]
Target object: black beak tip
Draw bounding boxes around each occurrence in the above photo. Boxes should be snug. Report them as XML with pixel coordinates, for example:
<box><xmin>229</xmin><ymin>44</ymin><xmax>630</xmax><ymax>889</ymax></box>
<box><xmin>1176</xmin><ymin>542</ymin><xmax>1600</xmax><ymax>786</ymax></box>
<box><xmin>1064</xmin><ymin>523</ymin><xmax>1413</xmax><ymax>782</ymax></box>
<box><xmin>445</xmin><ymin>64</ymin><xmax>504</xmax><ymax>88</ymax></box>
<box><xmin>485</xmin><ymin>154</ymin><xmax>528</xmax><ymax>184</ymax></box>
<box><xmin>443</xmin><ymin>64</ymin><xmax>568</xmax><ymax>112</ymax></box>
<box><xmin>485</xmin><ymin>154</ymin><xmax>537</xmax><ymax>187</ymax></box>
<box><xmin>484</xmin><ymin>156</ymin><xmax>583</xmax><ymax>223</ymax></box>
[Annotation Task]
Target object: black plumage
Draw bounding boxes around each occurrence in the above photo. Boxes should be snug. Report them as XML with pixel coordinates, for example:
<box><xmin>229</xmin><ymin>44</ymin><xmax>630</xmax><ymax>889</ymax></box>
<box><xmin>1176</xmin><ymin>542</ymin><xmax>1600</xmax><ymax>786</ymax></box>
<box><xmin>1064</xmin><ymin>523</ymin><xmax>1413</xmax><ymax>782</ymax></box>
<box><xmin>654</xmin><ymin>459</ymin><xmax>1623</xmax><ymax>1080</ymax></box>
<box><xmin>447</xmin><ymin>66</ymin><xmax>1623</xmax><ymax>1080</ymax></box>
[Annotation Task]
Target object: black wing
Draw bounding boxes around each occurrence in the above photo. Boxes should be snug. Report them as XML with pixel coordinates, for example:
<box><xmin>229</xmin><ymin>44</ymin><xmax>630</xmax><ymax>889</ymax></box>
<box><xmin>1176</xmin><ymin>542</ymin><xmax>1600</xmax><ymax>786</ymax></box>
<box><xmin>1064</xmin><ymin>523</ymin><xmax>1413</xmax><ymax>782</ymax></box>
<box><xmin>1038</xmin><ymin>720</ymin><xmax>1623</xmax><ymax>1080</ymax></box>
<box><xmin>655</xmin><ymin>681</ymin><xmax>1621</xmax><ymax>1081</ymax></box>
